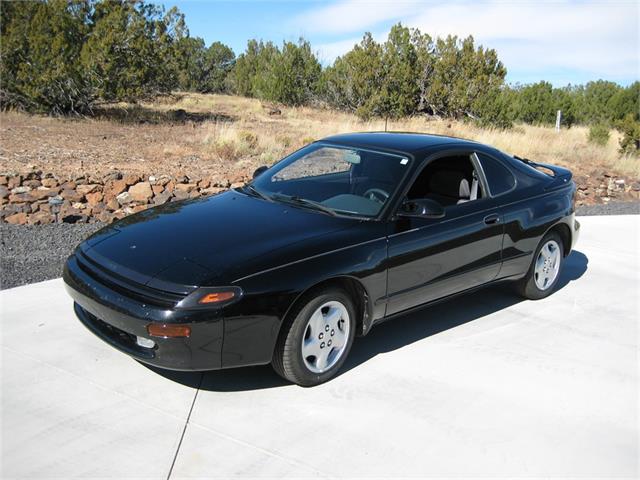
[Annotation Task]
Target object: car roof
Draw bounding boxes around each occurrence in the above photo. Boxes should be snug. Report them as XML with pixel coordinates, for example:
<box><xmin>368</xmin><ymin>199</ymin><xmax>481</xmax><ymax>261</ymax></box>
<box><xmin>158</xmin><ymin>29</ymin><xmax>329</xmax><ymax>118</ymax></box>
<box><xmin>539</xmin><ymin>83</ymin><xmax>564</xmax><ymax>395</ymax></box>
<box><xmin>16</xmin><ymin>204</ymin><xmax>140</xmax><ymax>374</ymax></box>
<box><xmin>319</xmin><ymin>132</ymin><xmax>481</xmax><ymax>155</ymax></box>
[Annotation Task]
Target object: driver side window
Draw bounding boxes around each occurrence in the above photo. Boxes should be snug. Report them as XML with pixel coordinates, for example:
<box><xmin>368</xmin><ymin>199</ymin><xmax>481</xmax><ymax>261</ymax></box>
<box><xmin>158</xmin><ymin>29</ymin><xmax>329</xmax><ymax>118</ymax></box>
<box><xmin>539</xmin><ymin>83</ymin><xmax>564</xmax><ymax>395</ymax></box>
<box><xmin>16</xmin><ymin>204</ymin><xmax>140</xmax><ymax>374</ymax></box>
<box><xmin>407</xmin><ymin>154</ymin><xmax>484</xmax><ymax>208</ymax></box>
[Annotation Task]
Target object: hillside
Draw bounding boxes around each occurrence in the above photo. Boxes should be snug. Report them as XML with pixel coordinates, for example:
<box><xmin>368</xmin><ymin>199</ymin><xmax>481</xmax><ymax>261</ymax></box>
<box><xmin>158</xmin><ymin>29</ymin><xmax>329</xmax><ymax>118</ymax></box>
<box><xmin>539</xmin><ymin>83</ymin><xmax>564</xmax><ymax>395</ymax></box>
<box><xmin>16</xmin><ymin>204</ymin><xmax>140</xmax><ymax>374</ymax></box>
<box><xmin>1</xmin><ymin>93</ymin><xmax>638</xmax><ymax>224</ymax></box>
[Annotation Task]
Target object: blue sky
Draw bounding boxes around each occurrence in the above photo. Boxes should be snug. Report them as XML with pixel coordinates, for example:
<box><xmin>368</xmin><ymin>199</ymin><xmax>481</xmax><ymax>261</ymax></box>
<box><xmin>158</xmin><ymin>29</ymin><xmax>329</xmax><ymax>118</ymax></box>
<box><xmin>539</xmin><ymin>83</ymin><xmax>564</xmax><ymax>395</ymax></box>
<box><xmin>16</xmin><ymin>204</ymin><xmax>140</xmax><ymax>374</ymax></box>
<box><xmin>164</xmin><ymin>0</ymin><xmax>639</xmax><ymax>87</ymax></box>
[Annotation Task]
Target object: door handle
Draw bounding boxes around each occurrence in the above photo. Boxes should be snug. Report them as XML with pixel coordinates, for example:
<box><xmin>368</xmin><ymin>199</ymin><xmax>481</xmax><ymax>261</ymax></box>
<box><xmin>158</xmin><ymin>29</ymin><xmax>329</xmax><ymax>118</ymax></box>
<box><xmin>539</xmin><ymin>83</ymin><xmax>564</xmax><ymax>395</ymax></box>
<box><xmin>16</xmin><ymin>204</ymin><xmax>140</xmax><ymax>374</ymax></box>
<box><xmin>484</xmin><ymin>214</ymin><xmax>500</xmax><ymax>225</ymax></box>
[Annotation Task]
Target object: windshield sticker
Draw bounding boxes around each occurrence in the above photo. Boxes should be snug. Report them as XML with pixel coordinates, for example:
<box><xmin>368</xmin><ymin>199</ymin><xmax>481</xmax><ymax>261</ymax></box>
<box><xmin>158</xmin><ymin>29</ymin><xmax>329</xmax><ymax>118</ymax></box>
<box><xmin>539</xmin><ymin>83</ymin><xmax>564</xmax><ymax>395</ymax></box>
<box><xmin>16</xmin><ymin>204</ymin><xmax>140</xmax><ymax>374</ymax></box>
<box><xmin>400</xmin><ymin>158</ymin><xmax>408</xmax><ymax>165</ymax></box>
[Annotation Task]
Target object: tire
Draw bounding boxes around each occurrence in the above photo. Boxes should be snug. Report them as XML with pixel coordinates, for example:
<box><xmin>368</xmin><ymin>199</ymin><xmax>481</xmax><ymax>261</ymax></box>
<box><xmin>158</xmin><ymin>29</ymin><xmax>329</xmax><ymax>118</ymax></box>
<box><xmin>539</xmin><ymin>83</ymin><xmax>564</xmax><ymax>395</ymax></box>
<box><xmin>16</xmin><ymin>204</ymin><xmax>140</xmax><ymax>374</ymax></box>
<box><xmin>272</xmin><ymin>286</ymin><xmax>356</xmax><ymax>387</ymax></box>
<box><xmin>516</xmin><ymin>231</ymin><xmax>564</xmax><ymax>300</ymax></box>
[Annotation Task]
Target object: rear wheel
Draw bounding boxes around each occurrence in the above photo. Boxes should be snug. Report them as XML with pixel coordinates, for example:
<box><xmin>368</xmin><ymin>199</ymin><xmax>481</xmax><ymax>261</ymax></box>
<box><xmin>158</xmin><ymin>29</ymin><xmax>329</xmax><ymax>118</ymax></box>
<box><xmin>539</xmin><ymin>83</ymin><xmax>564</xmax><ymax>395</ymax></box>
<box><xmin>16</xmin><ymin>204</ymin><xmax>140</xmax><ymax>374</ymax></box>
<box><xmin>272</xmin><ymin>287</ymin><xmax>356</xmax><ymax>386</ymax></box>
<box><xmin>516</xmin><ymin>232</ymin><xmax>564</xmax><ymax>300</ymax></box>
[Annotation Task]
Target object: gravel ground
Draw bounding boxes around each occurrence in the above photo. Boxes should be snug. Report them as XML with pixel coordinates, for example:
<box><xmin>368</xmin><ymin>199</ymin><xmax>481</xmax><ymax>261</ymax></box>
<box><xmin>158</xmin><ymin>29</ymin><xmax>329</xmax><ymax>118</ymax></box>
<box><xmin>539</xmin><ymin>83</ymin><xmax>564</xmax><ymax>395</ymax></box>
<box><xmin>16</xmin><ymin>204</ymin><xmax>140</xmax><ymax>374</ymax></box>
<box><xmin>1</xmin><ymin>202</ymin><xmax>638</xmax><ymax>290</ymax></box>
<box><xmin>1</xmin><ymin>223</ymin><xmax>104</xmax><ymax>290</ymax></box>
<box><xmin>576</xmin><ymin>201</ymin><xmax>639</xmax><ymax>216</ymax></box>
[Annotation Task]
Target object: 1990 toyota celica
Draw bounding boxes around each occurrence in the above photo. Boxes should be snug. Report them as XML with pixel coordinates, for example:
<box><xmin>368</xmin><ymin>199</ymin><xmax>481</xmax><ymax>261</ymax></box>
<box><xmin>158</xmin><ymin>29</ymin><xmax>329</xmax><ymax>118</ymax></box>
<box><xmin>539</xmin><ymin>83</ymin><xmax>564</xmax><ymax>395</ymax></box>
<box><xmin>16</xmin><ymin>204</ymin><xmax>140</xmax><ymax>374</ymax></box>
<box><xmin>64</xmin><ymin>133</ymin><xmax>580</xmax><ymax>386</ymax></box>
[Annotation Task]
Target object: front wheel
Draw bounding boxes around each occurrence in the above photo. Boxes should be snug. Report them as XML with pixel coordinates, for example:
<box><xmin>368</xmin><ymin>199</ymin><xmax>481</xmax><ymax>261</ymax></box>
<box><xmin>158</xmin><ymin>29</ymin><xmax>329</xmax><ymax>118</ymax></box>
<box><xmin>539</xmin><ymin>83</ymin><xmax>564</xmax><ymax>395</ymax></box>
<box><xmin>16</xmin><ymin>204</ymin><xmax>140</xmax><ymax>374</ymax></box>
<box><xmin>516</xmin><ymin>232</ymin><xmax>564</xmax><ymax>300</ymax></box>
<box><xmin>272</xmin><ymin>287</ymin><xmax>356</xmax><ymax>386</ymax></box>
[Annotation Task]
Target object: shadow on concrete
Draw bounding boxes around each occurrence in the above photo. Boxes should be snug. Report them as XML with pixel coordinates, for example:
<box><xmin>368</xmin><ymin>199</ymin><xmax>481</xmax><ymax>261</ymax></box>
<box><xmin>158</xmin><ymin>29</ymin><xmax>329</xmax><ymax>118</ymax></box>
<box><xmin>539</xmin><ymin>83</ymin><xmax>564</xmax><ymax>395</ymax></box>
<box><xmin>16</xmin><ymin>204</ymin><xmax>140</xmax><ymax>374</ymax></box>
<box><xmin>147</xmin><ymin>250</ymin><xmax>588</xmax><ymax>392</ymax></box>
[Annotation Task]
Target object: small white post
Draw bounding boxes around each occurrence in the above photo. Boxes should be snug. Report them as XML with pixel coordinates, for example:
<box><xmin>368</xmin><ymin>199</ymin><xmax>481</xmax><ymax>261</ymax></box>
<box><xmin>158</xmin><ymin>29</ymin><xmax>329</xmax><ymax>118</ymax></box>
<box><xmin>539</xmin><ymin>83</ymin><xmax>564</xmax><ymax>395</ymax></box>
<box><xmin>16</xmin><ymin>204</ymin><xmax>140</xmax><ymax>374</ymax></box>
<box><xmin>555</xmin><ymin>110</ymin><xmax>562</xmax><ymax>132</ymax></box>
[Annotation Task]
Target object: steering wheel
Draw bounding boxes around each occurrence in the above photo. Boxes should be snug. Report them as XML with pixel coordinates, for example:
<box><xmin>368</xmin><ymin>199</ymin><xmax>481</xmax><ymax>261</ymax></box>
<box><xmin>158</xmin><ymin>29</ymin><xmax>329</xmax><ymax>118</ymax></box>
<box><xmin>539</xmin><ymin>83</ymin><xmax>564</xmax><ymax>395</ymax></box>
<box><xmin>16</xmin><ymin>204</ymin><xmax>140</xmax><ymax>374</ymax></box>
<box><xmin>363</xmin><ymin>188</ymin><xmax>389</xmax><ymax>204</ymax></box>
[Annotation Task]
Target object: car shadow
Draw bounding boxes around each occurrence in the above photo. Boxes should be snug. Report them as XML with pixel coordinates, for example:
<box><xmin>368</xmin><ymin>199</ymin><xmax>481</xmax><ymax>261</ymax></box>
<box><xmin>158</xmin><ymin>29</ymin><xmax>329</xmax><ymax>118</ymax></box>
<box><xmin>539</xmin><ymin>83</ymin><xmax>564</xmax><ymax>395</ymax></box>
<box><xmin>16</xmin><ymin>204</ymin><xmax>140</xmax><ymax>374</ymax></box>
<box><xmin>146</xmin><ymin>250</ymin><xmax>588</xmax><ymax>392</ymax></box>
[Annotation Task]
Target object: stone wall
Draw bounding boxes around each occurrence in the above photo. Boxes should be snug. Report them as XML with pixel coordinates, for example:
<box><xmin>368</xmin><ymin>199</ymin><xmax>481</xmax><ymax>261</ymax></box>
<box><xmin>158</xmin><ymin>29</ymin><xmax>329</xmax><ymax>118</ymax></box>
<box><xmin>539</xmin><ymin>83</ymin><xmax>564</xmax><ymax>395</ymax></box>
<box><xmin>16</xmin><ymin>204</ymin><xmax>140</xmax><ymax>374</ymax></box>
<box><xmin>0</xmin><ymin>171</ymin><xmax>246</xmax><ymax>225</ymax></box>
<box><xmin>1</xmin><ymin>168</ymin><xmax>638</xmax><ymax>225</ymax></box>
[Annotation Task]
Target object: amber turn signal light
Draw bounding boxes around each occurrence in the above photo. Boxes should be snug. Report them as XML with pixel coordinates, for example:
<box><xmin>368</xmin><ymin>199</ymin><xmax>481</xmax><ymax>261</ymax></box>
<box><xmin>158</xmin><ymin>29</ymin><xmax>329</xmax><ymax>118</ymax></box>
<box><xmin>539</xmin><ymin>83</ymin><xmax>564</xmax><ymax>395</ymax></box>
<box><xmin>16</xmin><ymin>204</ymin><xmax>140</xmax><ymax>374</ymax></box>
<box><xmin>147</xmin><ymin>323</ymin><xmax>191</xmax><ymax>338</ymax></box>
<box><xmin>198</xmin><ymin>291</ymin><xmax>236</xmax><ymax>304</ymax></box>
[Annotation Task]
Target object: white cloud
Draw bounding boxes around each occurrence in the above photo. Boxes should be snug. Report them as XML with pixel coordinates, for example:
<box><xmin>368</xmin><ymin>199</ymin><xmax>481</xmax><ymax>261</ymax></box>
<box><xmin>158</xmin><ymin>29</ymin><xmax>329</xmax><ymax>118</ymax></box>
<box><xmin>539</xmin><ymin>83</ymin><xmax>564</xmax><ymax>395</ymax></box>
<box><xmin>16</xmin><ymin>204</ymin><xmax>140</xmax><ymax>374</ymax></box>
<box><xmin>292</xmin><ymin>0</ymin><xmax>418</xmax><ymax>35</ymax></box>
<box><xmin>298</xmin><ymin>0</ymin><xmax>639</xmax><ymax>83</ymax></box>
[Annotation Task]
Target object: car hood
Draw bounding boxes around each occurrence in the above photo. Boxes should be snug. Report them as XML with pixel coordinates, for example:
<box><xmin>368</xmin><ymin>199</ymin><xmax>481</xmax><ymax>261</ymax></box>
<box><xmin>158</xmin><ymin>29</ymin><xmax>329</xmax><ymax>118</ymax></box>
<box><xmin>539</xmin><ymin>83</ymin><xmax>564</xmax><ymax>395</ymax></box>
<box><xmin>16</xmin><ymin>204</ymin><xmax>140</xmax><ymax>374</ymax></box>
<box><xmin>80</xmin><ymin>190</ymin><xmax>363</xmax><ymax>293</ymax></box>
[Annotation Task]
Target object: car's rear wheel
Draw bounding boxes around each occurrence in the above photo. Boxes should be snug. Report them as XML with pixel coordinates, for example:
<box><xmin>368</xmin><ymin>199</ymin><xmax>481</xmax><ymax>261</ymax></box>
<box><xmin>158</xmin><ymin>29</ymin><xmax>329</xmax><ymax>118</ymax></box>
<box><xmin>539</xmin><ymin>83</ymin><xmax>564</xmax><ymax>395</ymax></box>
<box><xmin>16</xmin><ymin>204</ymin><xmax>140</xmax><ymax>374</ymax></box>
<box><xmin>272</xmin><ymin>287</ymin><xmax>356</xmax><ymax>386</ymax></box>
<box><xmin>516</xmin><ymin>232</ymin><xmax>564</xmax><ymax>300</ymax></box>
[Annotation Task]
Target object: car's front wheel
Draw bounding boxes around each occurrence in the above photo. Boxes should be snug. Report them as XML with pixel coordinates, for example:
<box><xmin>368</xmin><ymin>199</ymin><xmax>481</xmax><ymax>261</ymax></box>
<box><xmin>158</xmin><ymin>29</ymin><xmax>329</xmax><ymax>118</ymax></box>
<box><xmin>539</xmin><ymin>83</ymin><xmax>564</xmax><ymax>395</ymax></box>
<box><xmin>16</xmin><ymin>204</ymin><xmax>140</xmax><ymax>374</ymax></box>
<box><xmin>516</xmin><ymin>232</ymin><xmax>564</xmax><ymax>300</ymax></box>
<box><xmin>272</xmin><ymin>287</ymin><xmax>356</xmax><ymax>386</ymax></box>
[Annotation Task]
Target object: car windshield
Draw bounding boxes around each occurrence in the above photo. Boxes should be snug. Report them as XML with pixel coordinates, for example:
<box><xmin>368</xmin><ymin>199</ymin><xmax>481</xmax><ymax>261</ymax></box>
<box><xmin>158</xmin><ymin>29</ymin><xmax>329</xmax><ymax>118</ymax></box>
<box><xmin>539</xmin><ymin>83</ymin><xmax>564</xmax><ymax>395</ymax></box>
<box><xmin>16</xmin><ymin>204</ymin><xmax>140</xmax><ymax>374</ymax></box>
<box><xmin>249</xmin><ymin>143</ymin><xmax>411</xmax><ymax>218</ymax></box>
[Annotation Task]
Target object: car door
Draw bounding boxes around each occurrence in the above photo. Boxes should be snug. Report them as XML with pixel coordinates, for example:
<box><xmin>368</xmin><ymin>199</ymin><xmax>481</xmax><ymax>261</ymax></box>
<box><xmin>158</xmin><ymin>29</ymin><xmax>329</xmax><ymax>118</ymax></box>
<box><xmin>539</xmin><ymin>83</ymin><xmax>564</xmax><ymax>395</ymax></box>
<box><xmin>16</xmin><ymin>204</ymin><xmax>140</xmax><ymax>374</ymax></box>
<box><xmin>384</xmin><ymin>152</ymin><xmax>505</xmax><ymax>317</ymax></box>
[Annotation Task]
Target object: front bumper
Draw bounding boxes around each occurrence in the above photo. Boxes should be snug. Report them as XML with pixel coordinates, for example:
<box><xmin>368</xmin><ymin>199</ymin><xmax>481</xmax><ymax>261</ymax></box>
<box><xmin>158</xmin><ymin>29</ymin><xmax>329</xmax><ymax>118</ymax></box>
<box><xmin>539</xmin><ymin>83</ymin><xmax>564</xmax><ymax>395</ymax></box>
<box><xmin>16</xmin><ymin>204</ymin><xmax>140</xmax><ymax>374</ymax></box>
<box><xmin>64</xmin><ymin>254</ymin><xmax>224</xmax><ymax>371</ymax></box>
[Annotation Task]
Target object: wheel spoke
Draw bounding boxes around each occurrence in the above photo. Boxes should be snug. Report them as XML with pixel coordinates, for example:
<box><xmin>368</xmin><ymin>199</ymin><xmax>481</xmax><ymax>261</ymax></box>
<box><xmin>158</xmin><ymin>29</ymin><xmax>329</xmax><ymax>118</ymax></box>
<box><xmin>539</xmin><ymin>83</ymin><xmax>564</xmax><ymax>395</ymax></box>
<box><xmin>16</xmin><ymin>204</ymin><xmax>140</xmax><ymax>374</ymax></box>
<box><xmin>316</xmin><ymin>348</ymin><xmax>331</xmax><ymax>371</ymax></box>
<box><xmin>302</xmin><ymin>337</ymin><xmax>321</xmax><ymax>358</ymax></box>
<box><xmin>324</xmin><ymin>307</ymin><xmax>342</xmax><ymax>327</ymax></box>
<box><xmin>331</xmin><ymin>328</ymin><xmax>346</xmax><ymax>349</ymax></box>
<box><xmin>308</xmin><ymin>309</ymin><xmax>324</xmax><ymax>336</ymax></box>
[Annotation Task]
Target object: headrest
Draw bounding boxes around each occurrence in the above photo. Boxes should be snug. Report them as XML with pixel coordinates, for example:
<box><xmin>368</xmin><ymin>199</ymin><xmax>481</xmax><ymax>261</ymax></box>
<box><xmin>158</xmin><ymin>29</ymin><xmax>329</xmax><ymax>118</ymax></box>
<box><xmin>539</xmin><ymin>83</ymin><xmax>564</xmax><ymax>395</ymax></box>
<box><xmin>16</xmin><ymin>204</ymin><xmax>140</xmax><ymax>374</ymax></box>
<box><xmin>428</xmin><ymin>170</ymin><xmax>468</xmax><ymax>198</ymax></box>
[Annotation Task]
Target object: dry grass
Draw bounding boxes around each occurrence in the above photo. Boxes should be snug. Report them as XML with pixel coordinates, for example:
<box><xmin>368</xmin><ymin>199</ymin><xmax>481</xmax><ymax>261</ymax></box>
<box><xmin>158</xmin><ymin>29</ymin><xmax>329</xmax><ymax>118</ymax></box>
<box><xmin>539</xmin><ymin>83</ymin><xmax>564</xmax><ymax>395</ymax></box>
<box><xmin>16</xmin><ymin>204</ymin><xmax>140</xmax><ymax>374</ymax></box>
<box><xmin>143</xmin><ymin>93</ymin><xmax>639</xmax><ymax>178</ymax></box>
<box><xmin>1</xmin><ymin>92</ymin><xmax>637</xmax><ymax>183</ymax></box>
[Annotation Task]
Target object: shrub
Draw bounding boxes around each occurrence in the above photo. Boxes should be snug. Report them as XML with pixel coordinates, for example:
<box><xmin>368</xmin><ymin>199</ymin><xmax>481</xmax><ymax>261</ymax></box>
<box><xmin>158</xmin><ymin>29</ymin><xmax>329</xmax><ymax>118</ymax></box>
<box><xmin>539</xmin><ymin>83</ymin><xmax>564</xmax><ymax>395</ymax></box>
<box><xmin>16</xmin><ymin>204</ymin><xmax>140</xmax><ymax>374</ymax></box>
<box><xmin>588</xmin><ymin>123</ymin><xmax>610</xmax><ymax>146</ymax></box>
<box><xmin>616</xmin><ymin>114</ymin><xmax>640</xmax><ymax>155</ymax></box>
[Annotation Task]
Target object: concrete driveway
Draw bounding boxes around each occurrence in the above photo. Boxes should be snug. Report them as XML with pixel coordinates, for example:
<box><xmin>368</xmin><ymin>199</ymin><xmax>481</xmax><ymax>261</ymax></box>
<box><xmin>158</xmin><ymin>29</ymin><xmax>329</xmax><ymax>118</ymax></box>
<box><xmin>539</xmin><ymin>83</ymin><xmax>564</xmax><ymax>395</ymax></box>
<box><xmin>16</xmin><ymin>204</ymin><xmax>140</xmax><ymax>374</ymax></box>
<box><xmin>1</xmin><ymin>215</ymin><xmax>638</xmax><ymax>479</ymax></box>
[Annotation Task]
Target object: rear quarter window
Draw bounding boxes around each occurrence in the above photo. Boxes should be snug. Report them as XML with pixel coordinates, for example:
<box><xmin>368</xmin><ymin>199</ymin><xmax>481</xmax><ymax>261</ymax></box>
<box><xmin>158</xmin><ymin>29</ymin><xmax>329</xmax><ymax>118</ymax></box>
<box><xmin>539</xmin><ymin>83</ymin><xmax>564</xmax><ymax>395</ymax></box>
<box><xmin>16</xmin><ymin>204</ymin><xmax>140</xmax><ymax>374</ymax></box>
<box><xmin>477</xmin><ymin>153</ymin><xmax>516</xmax><ymax>196</ymax></box>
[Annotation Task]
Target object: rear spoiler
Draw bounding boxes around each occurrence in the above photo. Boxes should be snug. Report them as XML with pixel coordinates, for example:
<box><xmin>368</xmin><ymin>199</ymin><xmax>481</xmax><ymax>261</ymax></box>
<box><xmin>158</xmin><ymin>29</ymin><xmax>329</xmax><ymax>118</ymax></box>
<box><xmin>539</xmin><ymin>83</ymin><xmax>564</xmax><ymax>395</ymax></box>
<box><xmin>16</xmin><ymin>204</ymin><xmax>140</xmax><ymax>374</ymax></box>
<box><xmin>514</xmin><ymin>155</ymin><xmax>572</xmax><ymax>190</ymax></box>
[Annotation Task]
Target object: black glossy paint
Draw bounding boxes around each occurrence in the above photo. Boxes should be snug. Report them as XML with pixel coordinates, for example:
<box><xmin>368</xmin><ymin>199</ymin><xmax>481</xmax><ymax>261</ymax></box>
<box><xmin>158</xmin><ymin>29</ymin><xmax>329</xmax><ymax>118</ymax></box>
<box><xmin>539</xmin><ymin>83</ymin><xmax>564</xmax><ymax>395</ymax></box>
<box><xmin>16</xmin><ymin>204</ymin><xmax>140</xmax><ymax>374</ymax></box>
<box><xmin>63</xmin><ymin>133</ymin><xmax>580</xmax><ymax>371</ymax></box>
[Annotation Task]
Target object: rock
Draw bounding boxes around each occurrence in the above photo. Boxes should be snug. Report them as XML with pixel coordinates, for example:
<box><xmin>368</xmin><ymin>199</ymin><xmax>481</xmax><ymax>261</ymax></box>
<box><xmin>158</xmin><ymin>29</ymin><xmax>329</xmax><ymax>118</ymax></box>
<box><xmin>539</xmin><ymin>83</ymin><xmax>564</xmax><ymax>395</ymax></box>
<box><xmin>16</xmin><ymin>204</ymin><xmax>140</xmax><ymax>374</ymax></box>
<box><xmin>153</xmin><ymin>190</ymin><xmax>172</xmax><ymax>205</ymax></box>
<box><xmin>28</xmin><ymin>211</ymin><xmax>54</xmax><ymax>225</ymax></box>
<box><xmin>41</xmin><ymin>177</ymin><xmax>59</xmax><ymax>188</ymax></box>
<box><xmin>103</xmin><ymin>171</ymin><xmax>122</xmax><ymax>182</ymax></box>
<box><xmin>131</xmin><ymin>204</ymin><xmax>148</xmax><ymax>213</ymax></box>
<box><xmin>9</xmin><ymin>192</ymin><xmax>35</xmax><ymax>203</ymax></box>
<box><xmin>33</xmin><ymin>187</ymin><xmax>59</xmax><ymax>200</ymax></box>
<box><xmin>614</xmin><ymin>179</ymin><xmax>625</xmax><ymax>188</ymax></box>
<box><xmin>157</xmin><ymin>175</ymin><xmax>171</xmax><ymax>186</ymax></box>
<box><xmin>174</xmin><ymin>183</ymin><xmax>197</xmax><ymax>193</ymax></box>
<box><xmin>86</xmin><ymin>191</ymin><xmax>104</xmax><ymax>205</ymax></box>
<box><xmin>104</xmin><ymin>179</ymin><xmax>128</xmax><ymax>198</ymax></box>
<box><xmin>90</xmin><ymin>201</ymin><xmax>107</xmax><ymax>214</ymax></box>
<box><xmin>116</xmin><ymin>191</ymin><xmax>132</xmax><ymax>205</ymax></box>
<box><xmin>122</xmin><ymin>174</ymin><xmax>141</xmax><ymax>186</ymax></box>
<box><xmin>11</xmin><ymin>186</ymin><xmax>31</xmax><ymax>194</ymax></box>
<box><xmin>0</xmin><ymin>176</ymin><xmax>7</xmax><ymax>186</ymax></box>
<box><xmin>0</xmin><ymin>186</ymin><xmax>8</xmax><ymax>199</ymax></box>
<box><xmin>23</xmin><ymin>179</ymin><xmax>41</xmax><ymax>189</ymax></box>
<box><xmin>7</xmin><ymin>176</ymin><xmax>22</xmax><ymax>189</ymax></box>
<box><xmin>148</xmin><ymin>175</ymin><xmax>157</xmax><ymax>184</ymax></box>
<box><xmin>60</xmin><ymin>189</ymin><xmax>84</xmax><ymax>202</ymax></box>
<box><xmin>5</xmin><ymin>212</ymin><xmax>28</xmax><ymax>225</ymax></box>
<box><xmin>60</xmin><ymin>180</ymin><xmax>76</xmax><ymax>190</ymax></box>
<box><xmin>152</xmin><ymin>184</ymin><xmax>164</xmax><ymax>195</ymax></box>
<box><xmin>128</xmin><ymin>181</ymin><xmax>153</xmax><ymax>202</ymax></box>
<box><xmin>77</xmin><ymin>184</ymin><xmax>101</xmax><ymax>195</ymax></box>
<box><xmin>631</xmin><ymin>182</ymin><xmax>640</xmax><ymax>192</ymax></box>
<box><xmin>230</xmin><ymin>182</ymin><xmax>244</xmax><ymax>189</ymax></box>
<box><xmin>175</xmin><ymin>175</ymin><xmax>189</xmax><ymax>184</ymax></box>
<box><xmin>72</xmin><ymin>202</ymin><xmax>87</xmax><ymax>210</ymax></box>
<box><xmin>106</xmin><ymin>198</ymin><xmax>120</xmax><ymax>210</ymax></box>
<box><xmin>172</xmin><ymin>189</ymin><xmax>190</xmax><ymax>201</ymax></box>
<box><xmin>198</xmin><ymin>179</ymin><xmax>211</xmax><ymax>189</ymax></box>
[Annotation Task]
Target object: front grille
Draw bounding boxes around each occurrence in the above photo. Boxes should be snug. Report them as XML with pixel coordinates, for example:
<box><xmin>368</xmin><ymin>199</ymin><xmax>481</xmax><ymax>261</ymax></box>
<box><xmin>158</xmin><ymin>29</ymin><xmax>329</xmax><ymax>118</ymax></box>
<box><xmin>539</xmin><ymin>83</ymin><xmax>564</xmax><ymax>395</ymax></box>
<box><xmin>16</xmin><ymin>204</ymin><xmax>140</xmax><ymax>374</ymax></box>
<box><xmin>76</xmin><ymin>251</ymin><xmax>184</xmax><ymax>308</ymax></box>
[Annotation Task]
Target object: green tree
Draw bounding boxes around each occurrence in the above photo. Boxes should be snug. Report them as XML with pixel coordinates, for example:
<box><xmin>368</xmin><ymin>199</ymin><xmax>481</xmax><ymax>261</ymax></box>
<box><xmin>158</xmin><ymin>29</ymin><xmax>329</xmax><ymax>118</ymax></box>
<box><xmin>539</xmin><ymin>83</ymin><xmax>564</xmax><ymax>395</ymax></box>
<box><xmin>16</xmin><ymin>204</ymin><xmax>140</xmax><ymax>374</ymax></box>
<box><xmin>1</xmin><ymin>0</ymin><xmax>93</xmax><ymax>114</ymax></box>
<box><xmin>80</xmin><ymin>1</ymin><xmax>176</xmax><ymax>102</ymax></box>
<box><xmin>419</xmin><ymin>35</ymin><xmax>506</xmax><ymax>121</ymax></box>
<box><xmin>616</xmin><ymin>113</ymin><xmax>640</xmax><ymax>155</ymax></box>
<box><xmin>202</xmin><ymin>42</ymin><xmax>235</xmax><ymax>93</ymax></box>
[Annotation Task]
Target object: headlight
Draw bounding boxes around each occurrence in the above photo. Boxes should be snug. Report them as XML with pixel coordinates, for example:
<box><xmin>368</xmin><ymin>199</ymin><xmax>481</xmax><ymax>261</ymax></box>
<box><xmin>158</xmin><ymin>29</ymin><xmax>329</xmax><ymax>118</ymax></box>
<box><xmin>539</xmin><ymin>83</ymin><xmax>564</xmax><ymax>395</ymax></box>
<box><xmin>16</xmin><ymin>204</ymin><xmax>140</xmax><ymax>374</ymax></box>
<box><xmin>175</xmin><ymin>286</ymin><xmax>243</xmax><ymax>310</ymax></box>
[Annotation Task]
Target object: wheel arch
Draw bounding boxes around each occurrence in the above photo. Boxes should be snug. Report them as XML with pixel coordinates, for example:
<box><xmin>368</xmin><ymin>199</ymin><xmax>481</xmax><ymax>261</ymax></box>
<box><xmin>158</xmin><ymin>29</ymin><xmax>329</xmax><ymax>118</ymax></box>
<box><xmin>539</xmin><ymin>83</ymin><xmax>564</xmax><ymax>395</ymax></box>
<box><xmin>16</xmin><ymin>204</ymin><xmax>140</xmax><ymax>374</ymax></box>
<box><xmin>279</xmin><ymin>276</ymin><xmax>371</xmax><ymax>344</ymax></box>
<box><xmin>544</xmin><ymin>221</ymin><xmax>572</xmax><ymax>257</ymax></box>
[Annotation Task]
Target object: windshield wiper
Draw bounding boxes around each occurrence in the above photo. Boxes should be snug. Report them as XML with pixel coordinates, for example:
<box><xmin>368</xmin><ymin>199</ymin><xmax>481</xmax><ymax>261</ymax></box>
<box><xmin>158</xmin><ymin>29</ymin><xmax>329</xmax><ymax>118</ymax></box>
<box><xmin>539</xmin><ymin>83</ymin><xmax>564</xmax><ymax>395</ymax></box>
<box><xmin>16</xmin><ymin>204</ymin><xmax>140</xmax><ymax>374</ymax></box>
<box><xmin>243</xmin><ymin>184</ymin><xmax>272</xmax><ymax>202</ymax></box>
<box><xmin>271</xmin><ymin>193</ymin><xmax>337</xmax><ymax>216</ymax></box>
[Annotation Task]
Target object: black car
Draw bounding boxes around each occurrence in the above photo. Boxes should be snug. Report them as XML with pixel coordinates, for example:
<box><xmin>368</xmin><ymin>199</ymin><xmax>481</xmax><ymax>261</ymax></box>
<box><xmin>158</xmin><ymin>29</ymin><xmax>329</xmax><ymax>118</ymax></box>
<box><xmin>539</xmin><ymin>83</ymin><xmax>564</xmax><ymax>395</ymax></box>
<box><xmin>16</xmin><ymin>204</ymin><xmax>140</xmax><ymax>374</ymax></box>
<box><xmin>64</xmin><ymin>133</ymin><xmax>580</xmax><ymax>386</ymax></box>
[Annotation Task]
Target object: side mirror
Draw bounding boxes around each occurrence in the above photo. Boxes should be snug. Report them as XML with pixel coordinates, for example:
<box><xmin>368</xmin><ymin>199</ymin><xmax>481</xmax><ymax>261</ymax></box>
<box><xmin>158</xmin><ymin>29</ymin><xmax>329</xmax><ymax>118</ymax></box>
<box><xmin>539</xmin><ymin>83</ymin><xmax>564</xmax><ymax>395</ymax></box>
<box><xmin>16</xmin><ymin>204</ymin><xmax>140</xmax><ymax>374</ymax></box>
<box><xmin>398</xmin><ymin>198</ymin><xmax>445</xmax><ymax>219</ymax></box>
<box><xmin>253</xmin><ymin>165</ymin><xmax>268</xmax><ymax>179</ymax></box>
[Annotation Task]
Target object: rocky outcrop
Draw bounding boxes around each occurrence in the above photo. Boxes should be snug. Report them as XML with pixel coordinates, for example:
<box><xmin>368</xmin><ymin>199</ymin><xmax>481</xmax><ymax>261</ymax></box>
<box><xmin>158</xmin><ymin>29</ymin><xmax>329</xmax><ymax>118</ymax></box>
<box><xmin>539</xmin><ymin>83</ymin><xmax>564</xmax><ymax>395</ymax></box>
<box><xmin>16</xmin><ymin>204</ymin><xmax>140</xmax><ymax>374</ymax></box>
<box><xmin>0</xmin><ymin>171</ymin><xmax>244</xmax><ymax>225</ymax></box>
